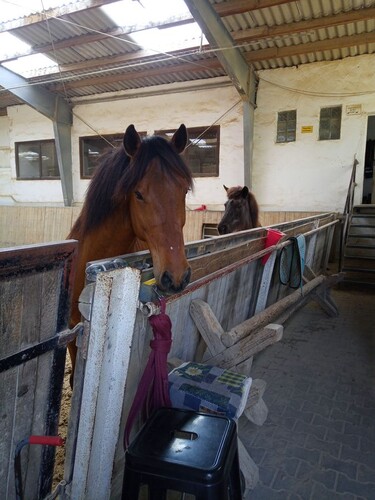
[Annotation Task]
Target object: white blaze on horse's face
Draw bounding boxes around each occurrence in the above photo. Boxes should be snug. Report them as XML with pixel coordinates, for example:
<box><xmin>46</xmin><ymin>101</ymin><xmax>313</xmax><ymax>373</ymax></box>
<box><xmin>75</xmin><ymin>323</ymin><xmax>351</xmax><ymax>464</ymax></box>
<box><xmin>125</xmin><ymin>124</ymin><xmax>192</xmax><ymax>293</ymax></box>
<box><xmin>130</xmin><ymin>164</ymin><xmax>190</xmax><ymax>292</ymax></box>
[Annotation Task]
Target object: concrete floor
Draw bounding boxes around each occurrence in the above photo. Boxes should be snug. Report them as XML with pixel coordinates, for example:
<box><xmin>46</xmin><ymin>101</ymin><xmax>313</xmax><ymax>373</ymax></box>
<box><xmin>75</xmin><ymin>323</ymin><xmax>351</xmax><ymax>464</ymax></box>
<box><xmin>241</xmin><ymin>284</ymin><xmax>375</xmax><ymax>500</ymax></box>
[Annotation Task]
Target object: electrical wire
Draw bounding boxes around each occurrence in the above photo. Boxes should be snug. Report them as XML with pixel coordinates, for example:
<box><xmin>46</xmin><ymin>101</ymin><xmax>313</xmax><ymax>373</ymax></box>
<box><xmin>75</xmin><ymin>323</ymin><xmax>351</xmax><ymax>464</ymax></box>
<box><xmin>2</xmin><ymin>0</ymin><xmax>375</xmax><ymax>142</ymax></box>
<box><xmin>258</xmin><ymin>74</ymin><xmax>375</xmax><ymax>97</ymax></box>
<box><xmin>1</xmin><ymin>1</ymin><xmax>375</xmax><ymax>100</ymax></box>
<box><xmin>28</xmin><ymin>0</ymin><xmax>243</xmax><ymax>145</ymax></box>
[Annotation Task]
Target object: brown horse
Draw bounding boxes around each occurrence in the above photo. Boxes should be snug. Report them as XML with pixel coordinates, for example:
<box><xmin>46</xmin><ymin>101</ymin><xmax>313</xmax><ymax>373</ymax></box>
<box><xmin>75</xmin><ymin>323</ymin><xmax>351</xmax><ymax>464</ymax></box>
<box><xmin>218</xmin><ymin>185</ymin><xmax>260</xmax><ymax>234</ymax></box>
<box><xmin>68</xmin><ymin>124</ymin><xmax>193</xmax><ymax>380</ymax></box>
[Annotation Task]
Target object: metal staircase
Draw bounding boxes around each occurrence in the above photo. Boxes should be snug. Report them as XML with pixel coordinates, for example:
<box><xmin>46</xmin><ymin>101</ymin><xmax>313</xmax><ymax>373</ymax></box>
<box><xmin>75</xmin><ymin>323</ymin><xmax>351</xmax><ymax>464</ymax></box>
<box><xmin>342</xmin><ymin>205</ymin><xmax>375</xmax><ymax>285</ymax></box>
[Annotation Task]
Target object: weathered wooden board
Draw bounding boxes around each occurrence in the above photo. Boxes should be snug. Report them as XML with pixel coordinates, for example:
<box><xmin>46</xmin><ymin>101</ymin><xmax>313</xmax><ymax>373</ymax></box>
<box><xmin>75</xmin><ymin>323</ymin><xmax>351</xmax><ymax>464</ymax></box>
<box><xmin>114</xmin><ymin>216</ymin><xmax>339</xmax><ymax>497</ymax></box>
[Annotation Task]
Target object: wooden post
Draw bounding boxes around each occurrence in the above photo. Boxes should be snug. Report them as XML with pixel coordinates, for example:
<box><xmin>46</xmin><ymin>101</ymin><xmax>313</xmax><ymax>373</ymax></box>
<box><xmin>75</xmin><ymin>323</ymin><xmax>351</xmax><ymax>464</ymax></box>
<box><xmin>69</xmin><ymin>267</ymin><xmax>140</xmax><ymax>500</ymax></box>
<box><xmin>221</xmin><ymin>275</ymin><xmax>326</xmax><ymax>347</ymax></box>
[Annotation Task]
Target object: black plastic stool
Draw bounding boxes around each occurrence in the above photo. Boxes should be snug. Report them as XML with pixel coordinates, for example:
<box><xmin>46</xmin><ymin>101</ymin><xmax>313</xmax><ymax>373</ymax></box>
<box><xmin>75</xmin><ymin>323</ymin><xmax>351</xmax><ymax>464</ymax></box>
<box><xmin>122</xmin><ymin>407</ymin><xmax>242</xmax><ymax>500</ymax></box>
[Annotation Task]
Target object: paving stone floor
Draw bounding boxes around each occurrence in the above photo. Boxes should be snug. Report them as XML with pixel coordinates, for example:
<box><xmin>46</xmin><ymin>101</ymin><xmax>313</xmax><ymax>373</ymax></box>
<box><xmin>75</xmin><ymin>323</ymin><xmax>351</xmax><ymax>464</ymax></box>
<box><xmin>240</xmin><ymin>284</ymin><xmax>375</xmax><ymax>500</ymax></box>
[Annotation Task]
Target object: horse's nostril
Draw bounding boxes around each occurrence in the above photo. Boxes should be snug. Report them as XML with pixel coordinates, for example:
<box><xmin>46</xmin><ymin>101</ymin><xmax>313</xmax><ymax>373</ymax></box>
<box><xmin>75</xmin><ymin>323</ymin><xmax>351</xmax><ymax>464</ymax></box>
<box><xmin>161</xmin><ymin>270</ymin><xmax>173</xmax><ymax>290</ymax></box>
<box><xmin>160</xmin><ymin>268</ymin><xmax>191</xmax><ymax>293</ymax></box>
<box><xmin>218</xmin><ymin>224</ymin><xmax>226</xmax><ymax>235</ymax></box>
<box><xmin>182</xmin><ymin>267</ymin><xmax>191</xmax><ymax>288</ymax></box>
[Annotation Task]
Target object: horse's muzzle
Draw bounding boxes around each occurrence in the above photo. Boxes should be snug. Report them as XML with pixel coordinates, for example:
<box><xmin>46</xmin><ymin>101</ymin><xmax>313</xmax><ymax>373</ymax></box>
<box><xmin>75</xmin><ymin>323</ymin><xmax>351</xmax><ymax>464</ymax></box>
<box><xmin>160</xmin><ymin>267</ymin><xmax>191</xmax><ymax>293</ymax></box>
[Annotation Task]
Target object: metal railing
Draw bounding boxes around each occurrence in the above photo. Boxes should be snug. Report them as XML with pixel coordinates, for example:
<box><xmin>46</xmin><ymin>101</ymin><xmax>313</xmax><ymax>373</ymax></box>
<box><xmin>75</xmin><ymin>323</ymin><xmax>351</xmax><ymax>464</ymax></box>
<box><xmin>339</xmin><ymin>157</ymin><xmax>358</xmax><ymax>270</ymax></box>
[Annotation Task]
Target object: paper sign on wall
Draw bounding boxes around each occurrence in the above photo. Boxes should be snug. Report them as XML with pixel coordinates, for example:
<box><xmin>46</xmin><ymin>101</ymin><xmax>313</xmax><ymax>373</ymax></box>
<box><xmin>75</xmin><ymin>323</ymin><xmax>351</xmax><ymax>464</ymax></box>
<box><xmin>301</xmin><ymin>126</ymin><xmax>313</xmax><ymax>133</ymax></box>
<box><xmin>346</xmin><ymin>104</ymin><xmax>362</xmax><ymax>115</ymax></box>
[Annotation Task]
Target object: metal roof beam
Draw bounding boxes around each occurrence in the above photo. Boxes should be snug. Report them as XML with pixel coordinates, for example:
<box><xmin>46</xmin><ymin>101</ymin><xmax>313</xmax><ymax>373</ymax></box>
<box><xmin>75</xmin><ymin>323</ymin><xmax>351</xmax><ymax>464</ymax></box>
<box><xmin>184</xmin><ymin>0</ymin><xmax>255</xmax><ymax>100</ymax></box>
<box><xmin>53</xmin><ymin>121</ymin><xmax>73</xmax><ymax>207</ymax></box>
<box><xmin>0</xmin><ymin>66</ymin><xmax>73</xmax><ymax>206</ymax></box>
<box><xmin>0</xmin><ymin>67</ymin><xmax>71</xmax><ymax>124</ymax></box>
<box><xmin>184</xmin><ymin>0</ymin><xmax>257</xmax><ymax>190</ymax></box>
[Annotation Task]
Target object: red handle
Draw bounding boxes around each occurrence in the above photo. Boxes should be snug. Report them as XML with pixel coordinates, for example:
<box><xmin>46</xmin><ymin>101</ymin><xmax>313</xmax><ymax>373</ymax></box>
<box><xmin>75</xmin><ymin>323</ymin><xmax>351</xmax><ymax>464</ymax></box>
<box><xmin>29</xmin><ymin>436</ymin><xmax>64</xmax><ymax>446</ymax></box>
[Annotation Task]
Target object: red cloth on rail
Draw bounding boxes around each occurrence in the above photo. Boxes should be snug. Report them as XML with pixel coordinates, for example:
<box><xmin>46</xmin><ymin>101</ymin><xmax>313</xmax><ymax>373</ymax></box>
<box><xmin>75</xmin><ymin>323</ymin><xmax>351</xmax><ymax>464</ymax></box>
<box><xmin>123</xmin><ymin>298</ymin><xmax>172</xmax><ymax>448</ymax></box>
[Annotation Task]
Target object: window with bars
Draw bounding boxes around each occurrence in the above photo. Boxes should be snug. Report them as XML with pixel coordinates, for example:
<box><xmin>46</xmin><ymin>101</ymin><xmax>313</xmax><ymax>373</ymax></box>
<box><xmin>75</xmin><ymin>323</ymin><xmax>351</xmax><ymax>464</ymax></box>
<box><xmin>16</xmin><ymin>140</ymin><xmax>59</xmax><ymax>179</ymax></box>
<box><xmin>319</xmin><ymin>106</ymin><xmax>342</xmax><ymax>140</ymax></box>
<box><xmin>156</xmin><ymin>126</ymin><xmax>220</xmax><ymax>177</ymax></box>
<box><xmin>276</xmin><ymin>110</ymin><xmax>297</xmax><ymax>143</ymax></box>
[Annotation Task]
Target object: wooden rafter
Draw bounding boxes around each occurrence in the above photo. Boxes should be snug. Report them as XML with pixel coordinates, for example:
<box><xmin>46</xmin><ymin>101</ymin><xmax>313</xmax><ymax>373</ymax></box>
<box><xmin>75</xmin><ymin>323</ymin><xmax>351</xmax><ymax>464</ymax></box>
<box><xmin>44</xmin><ymin>28</ymin><xmax>375</xmax><ymax>91</ymax></box>
<box><xmin>1</xmin><ymin>1</ymin><xmax>374</xmax><ymax>78</ymax></box>
<box><xmin>214</xmin><ymin>0</ymin><xmax>294</xmax><ymax>16</ymax></box>
<box><xmin>49</xmin><ymin>58</ymin><xmax>222</xmax><ymax>91</ymax></box>
<box><xmin>1</xmin><ymin>0</ymin><xmax>293</xmax><ymax>33</ymax></box>
<box><xmin>233</xmin><ymin>7</ymin><xmax>375</xmax><ymax>44</ymax></box>
<box><xmin>244</xmin><ymin>31</ymin><xmax>375</xmax><ymax>62</ymax></box>
<box><xmin>42</xmin><ymin>28</ymin><xmax>375</xmax><ymax>92</ymax></box>
<box><xmin>1</xmin><ymin>0</ymin><xmax>374</xmax><ymax>109</ymax></box>
<box><xmin>0</xmin><ymin>0</ymin><xmax>114</xmax><ymax>31</ymax></box>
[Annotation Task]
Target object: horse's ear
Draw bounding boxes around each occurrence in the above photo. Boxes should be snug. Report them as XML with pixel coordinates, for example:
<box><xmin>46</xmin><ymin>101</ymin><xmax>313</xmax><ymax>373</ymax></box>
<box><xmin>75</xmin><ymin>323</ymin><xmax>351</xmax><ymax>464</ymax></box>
<box><xmin>171</xmin><ymin>124</ymin><xmax>188</xmax><ymax>154</ymax></box>
<box><xmin>241</xmin><ymin>186</ymin><xmax>249</xmax><ymax>198</ymax></box>
<box><xmin>123</xmin><ymin>124</ymin><xmax>142</xmax><ymax>158</ymax></box>
<box><xmin>223</xmin><ymin>185</ymin><xmax>229</xmax><ymax>192</ymax></box>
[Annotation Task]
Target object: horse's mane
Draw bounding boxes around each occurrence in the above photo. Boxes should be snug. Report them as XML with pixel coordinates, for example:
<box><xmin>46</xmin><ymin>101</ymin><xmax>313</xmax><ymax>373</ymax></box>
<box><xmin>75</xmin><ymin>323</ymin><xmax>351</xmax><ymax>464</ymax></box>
<box><xmin>71</xmin><ymin>135</ymin><xmax>193</xmax><ymax>237</ymax></box>
<box><xmin>226</xmin><ymin>185</ymin><xmax>260</xmax><ymax>228</ymax></box>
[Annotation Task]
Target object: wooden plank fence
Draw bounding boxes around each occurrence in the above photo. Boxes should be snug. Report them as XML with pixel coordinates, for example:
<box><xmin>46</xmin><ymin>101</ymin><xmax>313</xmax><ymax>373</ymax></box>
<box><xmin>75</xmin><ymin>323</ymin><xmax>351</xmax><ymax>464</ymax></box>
<box><xmin>0</xmin><ymin>205</ymin><xmax>322</xmax><ymax>248</ymax></box>
<box><xmin>60</xmin><ymin>213</ymin><xmax>340</xmax><ymax>499</ymax></box>
<box><xmin>0</xmin><ymin>213</ymin><xmax>340</xmax><ymax>499</ymax></box>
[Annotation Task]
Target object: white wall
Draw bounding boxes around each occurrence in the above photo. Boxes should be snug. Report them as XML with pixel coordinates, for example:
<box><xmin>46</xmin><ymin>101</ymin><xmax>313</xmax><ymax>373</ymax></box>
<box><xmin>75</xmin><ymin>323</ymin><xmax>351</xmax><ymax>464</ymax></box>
<box><xmin>0</xmin><ymin>81</ymin><xmax>243</xmax><ymax>208</ymax></box>
<box><xmin>253</xmin><ymin>54</ymin><xmax>375</xmax><ymax>212</ymax></box>
<box><xmin>3</xmin><ymin>106</ymin><xmax>65</xmax><ymax>204</ymax></box>
<box><xmin>0</xmin><ymin>115</ymin><xmax>11</xmax><ymax>204</ymax></box>
<box><xmin>72</xmin><ymin>83</ymin><xmax>243</xmax><ymax>208</ymax></box>
<box><xmin>1</xmin><ymin>54</ymin><xmax>374</xmax><ymax>211</ymax></box>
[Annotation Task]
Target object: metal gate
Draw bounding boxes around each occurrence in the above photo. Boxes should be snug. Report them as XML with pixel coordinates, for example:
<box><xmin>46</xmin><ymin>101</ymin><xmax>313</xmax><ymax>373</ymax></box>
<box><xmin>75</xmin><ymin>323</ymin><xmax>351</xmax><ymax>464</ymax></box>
<box><xmin>0</xmin><ymin>241</ymin><xmax>77</xmax><ymax>500</ymax></box>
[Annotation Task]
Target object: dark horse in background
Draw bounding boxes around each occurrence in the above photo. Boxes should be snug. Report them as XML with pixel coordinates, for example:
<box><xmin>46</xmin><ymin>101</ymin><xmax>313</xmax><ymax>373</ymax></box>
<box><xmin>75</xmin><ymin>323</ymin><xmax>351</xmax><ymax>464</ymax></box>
<box><xmin>68</xmin><ymin>124</ymin><xmax>193</xmax><ymax>382</ymax></box>
<box><xmin>218</xmin><ymin>185</ymin><xmax>260</xmax><ymax>235</ymax></box>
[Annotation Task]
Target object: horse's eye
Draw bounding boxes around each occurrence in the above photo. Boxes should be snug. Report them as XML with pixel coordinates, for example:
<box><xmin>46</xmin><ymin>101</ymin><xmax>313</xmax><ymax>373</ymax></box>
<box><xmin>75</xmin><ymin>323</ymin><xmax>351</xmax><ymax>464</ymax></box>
<box><xmin>134</xmin><ymin>191</ymin><xmax>144</xmax><ymax>201</ymax></box>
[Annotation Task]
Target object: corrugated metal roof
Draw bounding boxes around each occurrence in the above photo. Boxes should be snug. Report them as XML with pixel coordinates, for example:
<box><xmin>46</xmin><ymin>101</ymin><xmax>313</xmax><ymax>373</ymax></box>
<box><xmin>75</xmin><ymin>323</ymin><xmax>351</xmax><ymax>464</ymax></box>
<box><xmin>0</xmin><ymin>0</ymin><xmax>374</xmax><ymax>111</ymax></box>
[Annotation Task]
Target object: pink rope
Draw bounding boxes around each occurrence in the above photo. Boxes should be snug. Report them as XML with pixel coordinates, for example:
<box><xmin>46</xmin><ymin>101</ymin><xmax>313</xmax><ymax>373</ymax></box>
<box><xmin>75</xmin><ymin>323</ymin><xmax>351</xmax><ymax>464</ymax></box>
<box><xmin>123</xmin><ymin>298</ymin><xmax>172</xmax><ymax>448</ymax></box>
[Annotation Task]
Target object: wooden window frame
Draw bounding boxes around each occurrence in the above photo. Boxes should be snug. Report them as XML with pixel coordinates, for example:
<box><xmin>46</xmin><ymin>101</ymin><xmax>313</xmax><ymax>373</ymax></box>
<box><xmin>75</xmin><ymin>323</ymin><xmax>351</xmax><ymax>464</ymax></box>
<box><xmin>276</xmin><ymin>110</ymin><xmax>297</xmax><ymax>143</ymax></box>
<box><xmin>155</xmin><ymin>126</ymin><xmax>220</xmax><ymax>177</ymax></box>
<box><xmin>79</xmin><ymin>134</ymin><xmax>123</xmax><ymax>179</ymax></box>
<box><xmin>319</xmin><ymin>106</ymin><xmax>342</xmax><ymax>141</ymax></box>
<box><xmin>15</xmin><ymin>140</ymin><xmax>59</xmax><ymax>180</ymax></box>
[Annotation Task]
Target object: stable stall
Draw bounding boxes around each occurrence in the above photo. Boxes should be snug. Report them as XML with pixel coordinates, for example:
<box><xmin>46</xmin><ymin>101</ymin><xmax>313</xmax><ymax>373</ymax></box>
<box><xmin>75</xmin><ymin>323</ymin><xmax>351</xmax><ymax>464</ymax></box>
<box><xmin>60</xmin><ymin>212</ymin><xmax>340</xmax><ymax>499</ymax></box>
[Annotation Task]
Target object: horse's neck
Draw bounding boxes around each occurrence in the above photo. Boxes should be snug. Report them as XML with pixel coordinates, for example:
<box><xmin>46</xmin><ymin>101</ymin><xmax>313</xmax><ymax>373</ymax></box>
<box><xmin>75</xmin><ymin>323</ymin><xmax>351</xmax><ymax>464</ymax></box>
<box><xmin>69</xmin><ymin>213</ymin><xmax>146</xmax><ymax>326</ymax></box>
<box><xmin>79</xmin><ymin>214</ymin><xmax>145</xmax><ymax>261</ymax></box>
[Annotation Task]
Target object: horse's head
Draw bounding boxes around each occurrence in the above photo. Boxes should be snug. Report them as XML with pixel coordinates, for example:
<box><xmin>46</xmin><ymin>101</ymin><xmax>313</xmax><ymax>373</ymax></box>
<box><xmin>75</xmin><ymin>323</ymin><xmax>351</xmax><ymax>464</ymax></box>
<box><xmin>218</xmin><ymin>185</ymin><xmax>253</xmax><ymax>234</ymax></box>
<box><xmin>122</xmin><ymin>124</ymin><xmax>193</xmax><ymax>293</ymax></box>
